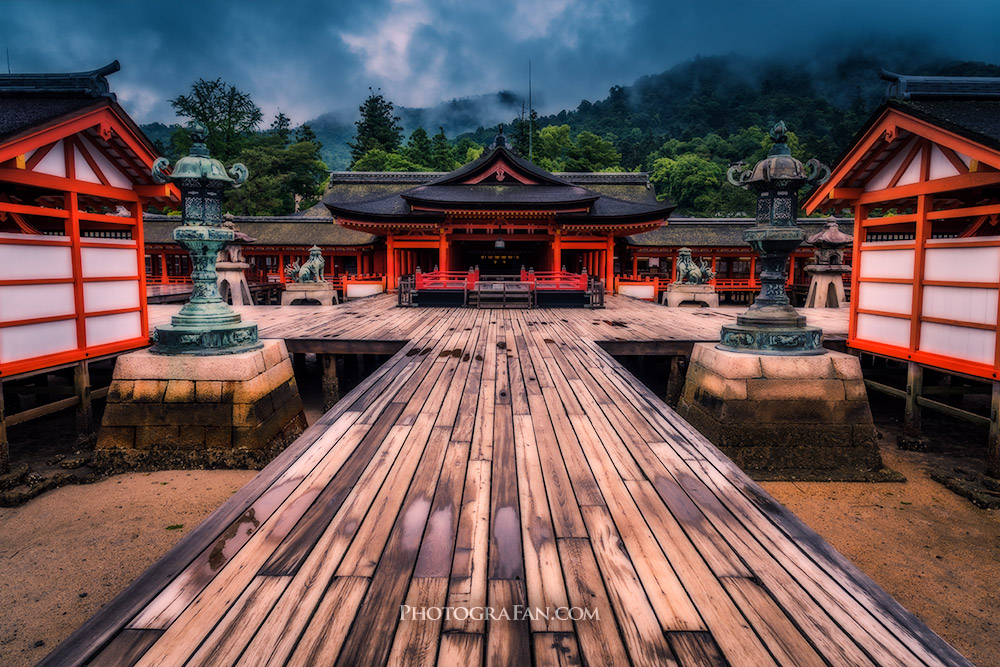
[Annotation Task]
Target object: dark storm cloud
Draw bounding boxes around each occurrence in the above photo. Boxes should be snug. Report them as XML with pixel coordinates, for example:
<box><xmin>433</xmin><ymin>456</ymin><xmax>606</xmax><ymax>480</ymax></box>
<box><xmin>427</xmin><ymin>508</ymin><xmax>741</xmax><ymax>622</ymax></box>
<box><xmin>2</xmin><ymin>0</ymin><xmax>997</xmax><ymax>126</ymax></box>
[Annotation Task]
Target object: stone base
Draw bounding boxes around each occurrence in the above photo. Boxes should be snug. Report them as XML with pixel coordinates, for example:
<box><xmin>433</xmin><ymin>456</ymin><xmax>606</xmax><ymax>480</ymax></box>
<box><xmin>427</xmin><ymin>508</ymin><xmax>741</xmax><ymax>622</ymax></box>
<box><xmin>95</xmin><ymin>340</ymin><xmax>306</xmax><ymax>472</ymax></box>
<box><xmin>676</xmin><ymin>343</ymin><xmax>886</xmax><ymax>480</ymax></box>
<box><xmin>663</xmin><ymin>284</ymin><xmax>719</xmax><ymax>308</ymax></box>
<box><xmin>804</xmin><ymin>268</ymin><xmax>849</xmax><ymax>308</ymax></box>
<box><xmin>281</xmin><ymin>283</ymin><xmax>339</xmax><ymax>306</ymax></box>
<box><xmin>217</xmin><ymin>262</ymin><xmax>253</xmax><ymax>306</ymax></box>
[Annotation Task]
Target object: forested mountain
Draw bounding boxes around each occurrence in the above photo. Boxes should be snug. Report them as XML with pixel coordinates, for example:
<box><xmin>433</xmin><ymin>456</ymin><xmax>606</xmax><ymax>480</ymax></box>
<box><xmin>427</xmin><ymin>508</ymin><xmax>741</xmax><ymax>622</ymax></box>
<box><xmin>141</xmin><ymin>45</ymin><xmax>999</xmax><ymax>216</ymax></box>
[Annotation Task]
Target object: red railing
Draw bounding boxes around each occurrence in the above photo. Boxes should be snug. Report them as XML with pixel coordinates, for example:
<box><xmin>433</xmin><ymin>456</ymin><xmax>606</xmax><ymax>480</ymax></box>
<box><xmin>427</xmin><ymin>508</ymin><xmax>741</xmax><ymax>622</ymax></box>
<box><xmin>415</xmin><ymin>268</ymin><xmax>480</xmax><ymax>290</ymax></box>
<box><xmin>521</xmin><ymin>268</ymin><xmax>588</xmax><ymax>290</ymax></box>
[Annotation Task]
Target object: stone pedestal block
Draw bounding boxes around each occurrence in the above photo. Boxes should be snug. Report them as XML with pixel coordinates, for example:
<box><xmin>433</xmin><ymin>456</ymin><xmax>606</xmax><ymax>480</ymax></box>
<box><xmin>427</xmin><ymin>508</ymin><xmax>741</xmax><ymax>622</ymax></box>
<box><xmin>663</xmin><ymin>284</ymin><xmax>719</xmax><ymax>308</ymax></box>
<box><xmin>281</xmin><ymin>283</ymin><xmax>338</xmax><ymax>306</ymax></box>
<box><xmin>217</xmin><ymin>261</ymin><xmax>254</xmax><ymax>306</ymax></box>
<box><xmin>676</xmin><ymin>343</ymin><xmax>887</xmax><ymax>480</ymax></box>
<box><xmin>804</xmin><ymin>265</ymin><xmax>849</xmax><ymax>308</ymax></box>
<box><xmin>95</xmin><ymin>340</ymin><xmax>306</xmax><ymax>471</ymax></box>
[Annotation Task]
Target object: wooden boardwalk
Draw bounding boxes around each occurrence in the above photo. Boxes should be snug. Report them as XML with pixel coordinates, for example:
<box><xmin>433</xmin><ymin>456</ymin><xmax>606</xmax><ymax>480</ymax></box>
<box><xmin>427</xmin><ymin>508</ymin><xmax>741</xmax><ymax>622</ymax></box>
<box><xmin>44</xmin><ymin>297</ymin><xmax>971</xmax><ymax>666</ymax></box>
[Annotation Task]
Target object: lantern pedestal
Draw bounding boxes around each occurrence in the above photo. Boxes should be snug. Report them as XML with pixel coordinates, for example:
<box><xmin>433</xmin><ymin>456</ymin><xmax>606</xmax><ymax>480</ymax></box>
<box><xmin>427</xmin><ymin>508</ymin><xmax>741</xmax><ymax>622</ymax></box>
<box><xmin>95</xmin><ymin>340</ymin><xmax>306</xmax><ymax>471</ymax></box>
<box><xmin>150</xmin><ymin>225</ymin><xmax>262</xmax><ymax>355</ymax></box>
<box><xmin>677</xmin><ymin>343</ymin><xmax>889</xmax><ymax>480</ymax></box>
<box><xmin>804</xmin><ymin>264</ymin><xmax>850</xmax><ymax>308</ymax></box>
<box><xmin>663</xmin><ymin>284</ymin><xmax>719</xmax><ymax>308</ymax></box>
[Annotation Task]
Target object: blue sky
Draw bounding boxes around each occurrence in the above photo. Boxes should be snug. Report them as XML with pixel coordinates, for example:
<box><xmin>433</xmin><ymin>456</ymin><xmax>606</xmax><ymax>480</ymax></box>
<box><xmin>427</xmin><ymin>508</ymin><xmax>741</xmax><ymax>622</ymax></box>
<box><xmin>3</xmin><ymin>0</ymin><xmax>999</xmax><ymax>126</ymax></box>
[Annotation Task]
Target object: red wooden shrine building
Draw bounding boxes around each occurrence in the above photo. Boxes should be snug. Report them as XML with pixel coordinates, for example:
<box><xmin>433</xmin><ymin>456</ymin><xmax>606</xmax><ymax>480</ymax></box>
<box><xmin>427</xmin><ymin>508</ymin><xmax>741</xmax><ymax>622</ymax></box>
<box><xmin>0</xmin><ymin>61</ymin><xmax>178</xmax><ymax>379</ymax></box>
<box><xmin>324</xmin><ymin>132</ymin><xmax>674</xmax><ymax>290</ymax></box>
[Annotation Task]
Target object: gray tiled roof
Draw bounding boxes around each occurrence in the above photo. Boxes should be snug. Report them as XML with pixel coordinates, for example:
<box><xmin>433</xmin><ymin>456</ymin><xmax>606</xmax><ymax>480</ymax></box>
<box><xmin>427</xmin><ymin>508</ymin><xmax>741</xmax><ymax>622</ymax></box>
<box><xmin>627</xmin><ymin>217</ymin><xmax>853</xmax><ymax>247</ymax></box>
<box><xmin>143</xmin><ymin>215</ymin><xmax>377</xmax><ymax>246</ymax></box>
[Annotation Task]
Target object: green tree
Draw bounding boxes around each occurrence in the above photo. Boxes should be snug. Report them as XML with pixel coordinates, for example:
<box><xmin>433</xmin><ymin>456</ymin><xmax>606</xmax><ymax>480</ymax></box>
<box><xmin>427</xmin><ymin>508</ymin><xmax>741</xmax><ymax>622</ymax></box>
<box><xmin>225</xmin><ymin>134</ymin><xmax>329</xmax><ymax>215</ymax></box>
<box><xmin>404</xmin><ymin>127</ymin><xmax>432</xmax><ymax>168</ymax></box>
<box><xmin>351</xmin><ymin>149</ymin><xmax>430</xmax><ymax>172</ymax></box>
<box><xmin>453</xmin><ymin>137</ymin><xmax>483</xmax><ymax>165</ymax></box>
<box><xmin>295</xmin><ymin>123</ymin><xmax>320</xmax><ymax>148</ymax></box>
<box><xmin>169</xmin><ymin>78</ymin><xmax>263</xmax><ymax>161</ymax></box>
<box><xmin>564</xmin><ymin>131</ymin><xmax>621</xmax><ymax>171</ymax></box>
<box><xmin>535</xmin><ymin>124</ymin><xmax>572</xmax><ymax>171</ymax></box>
<box><xmin>270</xmin><ymin>111</ymin><xmax>291</xmax><ymax>144</ymax></box>
<box><xmin>431</xmin><ymin>127</ymin><xmax>458</xmax><ymax>171</ymax></box>
<box><xmin>649</xmin><ymin>153</ymin><xmax>724</xmax><ymax>212</ymax></box>
<box><xmin>348</xmin><ymin>89</ymin><xmax>404</xmax><ymax>167</ymax></box>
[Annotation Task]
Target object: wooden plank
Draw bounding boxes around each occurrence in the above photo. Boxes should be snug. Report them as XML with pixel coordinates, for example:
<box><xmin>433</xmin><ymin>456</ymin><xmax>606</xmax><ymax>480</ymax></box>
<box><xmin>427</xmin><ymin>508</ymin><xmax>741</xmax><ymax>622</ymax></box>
<box><xmin>512</xmin><ymin>413</ymin><xmax>572</xmax><ymax>632</ymax></box>
<box><xmin>721</xmin><ymin>576</ymin><xmax>827</xmax><ymax>667</ymax></box>
<box><xmin>579</xmin><ymin>506</ymin><xmax>678</xmax><ymax>666</ymax></box>
<box><xmin>489</xmin><ymin>403</ymin><xmax>523</xmax><ymax>581</ymax></box>
<box><xmin>183</xmin><ymin>575</ymin><xmax>290</xmax><ymax>667</ymax></box>
<box><xmin>667</xmin><ymin>632</ymin><xmax>727</xmax><ymax>667</ymax></box>
<box><xmin>624</xmin><ymin>480</ymin><xmax>776</xmax><ymax>666</ymax></box>
<box><xmin>486</xmin><ymin>579</ymin><xmax>531</xmax><ymax>667</ymax></box>
<box><xmin>85</xmin><ymin>629</ymin><xmax>163</xmax><ymax>667</ymax></box>
<box><xmin>333</xmin><ymin>425</ymin><xmax>455</xmax><ymax>666</ymax></box>
<box><xmin>284</xmin><ymin>576</ymin><xmax>370</xmax><ymax>667</ymax></box>
<box><xmin>556</xmin><ymin>537</ymin><xmax>630</xmax><ymax>666</ymax></box>
<box><xmin>532</xmin><ymin>632</ymin><xmax>581</xmax><ymax>667</ymax></box>
<box><xmin>443</xmin><ymin>459</ymin><xmax>491</xmax><ymax>634</ymax></box>
<box><xmin>437</xmin><ymin>632</ymin><xmax>483</xmax><ymax>665</ymax></box>
<box><xmin>388</xmin><ymin>577</ymin><xmax>449</xmax><ymax>667</ymax></box>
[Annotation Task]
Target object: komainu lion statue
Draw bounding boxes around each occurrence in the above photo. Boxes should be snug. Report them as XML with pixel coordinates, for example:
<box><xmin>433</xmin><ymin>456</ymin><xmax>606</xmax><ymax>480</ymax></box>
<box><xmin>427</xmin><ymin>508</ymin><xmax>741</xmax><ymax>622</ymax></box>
<box><xmin>673</xmin><ymin>247</ymin><xmax>715</xmax><ymax>285</ymax></box>
<box><xmin>286</xmin><ymin>245</ymin><xmax>327</xmax><ymax>283</ymax></box>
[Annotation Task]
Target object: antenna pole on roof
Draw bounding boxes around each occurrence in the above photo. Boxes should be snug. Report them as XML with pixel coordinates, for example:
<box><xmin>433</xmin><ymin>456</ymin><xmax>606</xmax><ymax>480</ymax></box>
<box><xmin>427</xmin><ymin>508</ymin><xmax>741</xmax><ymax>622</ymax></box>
<box><xmin>528</xmin><ymin>60</ymin><xmax>533</xmax><ymax>161</ymax></box>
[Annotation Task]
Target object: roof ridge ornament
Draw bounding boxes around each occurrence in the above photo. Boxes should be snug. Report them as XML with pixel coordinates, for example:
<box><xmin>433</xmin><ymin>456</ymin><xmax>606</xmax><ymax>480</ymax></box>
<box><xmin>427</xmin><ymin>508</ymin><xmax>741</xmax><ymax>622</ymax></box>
<box><xmin>489</xmin><ymin>124</ymin><xmax>509</xmax><ymax>151</ymax></box>
<box><xmin>0</xmin><ymin>60</ymin><xmax>120</xmax><ymax>98</ymax></box>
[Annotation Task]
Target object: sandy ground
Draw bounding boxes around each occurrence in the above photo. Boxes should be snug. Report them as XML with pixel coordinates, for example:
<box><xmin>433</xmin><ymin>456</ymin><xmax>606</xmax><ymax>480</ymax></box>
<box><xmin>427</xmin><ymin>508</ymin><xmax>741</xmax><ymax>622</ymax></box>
<box><xmin>763</xmin><ymin>443</ymin><xmax>1000</xmax><ymax>667</ymax></box>
<box><xmin>1</xmin><ymin>444</ymin><xmax>998</xmax><ymax>666</ymax></box>
<box><xmin>0</xmin><ymin>470</ymin><xmax>256</xmax><ymax>667</ymax></box>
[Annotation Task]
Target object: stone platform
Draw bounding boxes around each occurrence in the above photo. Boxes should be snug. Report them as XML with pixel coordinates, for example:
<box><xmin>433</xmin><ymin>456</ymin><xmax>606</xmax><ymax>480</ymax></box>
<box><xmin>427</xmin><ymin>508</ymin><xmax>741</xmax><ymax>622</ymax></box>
<box><xmin>677</xmin><ymin>343</ymin><xmax>887</xmax><ymax>480</ymax></box>
<box><xmin>662</xmin><ymin>283</ymin><xmax>719</xmax><ymax>307</ymax></box>
<box><xmin>280</xmin><ymin>282</ymin><xmax>338</xmax><ymax>306</ymax></box>
<box><xmin>95</xmin><ymin>340</ymin><xmax>306</xmax><ymax>471</ymax></box>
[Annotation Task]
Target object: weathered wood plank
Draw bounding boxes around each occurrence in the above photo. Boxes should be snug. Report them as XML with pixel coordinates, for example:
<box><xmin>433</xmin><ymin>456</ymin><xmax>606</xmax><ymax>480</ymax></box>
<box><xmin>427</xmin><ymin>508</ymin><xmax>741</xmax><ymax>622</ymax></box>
<box><xmin>486</xmin><ymin>579</ymin><xmax>531</xmax><ymax>667</ymax></box>
<box><xmin>532</xmin><ymin>632</ymin><xmax>581</xmax><ymax>667</ymax></box>
<box><xmin>667</xmin><ymin>631</ymin><xmax>727</xmax><ymax>667</ymax></box>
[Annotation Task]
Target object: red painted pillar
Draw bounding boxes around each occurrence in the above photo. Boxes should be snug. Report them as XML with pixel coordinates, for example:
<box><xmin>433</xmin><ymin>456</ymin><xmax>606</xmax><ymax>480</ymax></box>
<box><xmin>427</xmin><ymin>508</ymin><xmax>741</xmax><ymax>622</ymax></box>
<box><xmin>632</xmin><ymin>253</ymin><xmax>638</xmax><ymax>279</ymax></box>
<box><xmin>606</xmin><ymin>235</ymin><xmax>615</xmax><ymax>289</ymax></box>
<box><xmin>386</xmin><ymin>234</ymin><xmax>396</xmax><ymax>289</ymax></box>
<box><xmin>552</xmin><ymin>230</ymin><xmax>562</xmax><ymax>272</ymax></box>
<box><xmin>439</xmin><ymin>230</ymin><xmax>448</xmax><ymax>273</ymax></box>
<box><xmin>160</xmin><ymin>252</ymin><xmax>168</xmax><ymax>283</ymax></box>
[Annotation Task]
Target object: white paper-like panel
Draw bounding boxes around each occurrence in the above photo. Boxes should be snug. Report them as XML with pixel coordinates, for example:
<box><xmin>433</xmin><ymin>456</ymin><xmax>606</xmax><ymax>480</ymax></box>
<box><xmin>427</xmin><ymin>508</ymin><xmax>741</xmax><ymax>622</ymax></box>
<box><xmin>919</xmin><ymin>322</ymin><xmax>995</xmax><ymax>365</ymax></box>
<box><xmin>80</xmin><ymin>135</ymin><xmax>132</xmax><ymax>190</ymax></box>
<box><xmin>73</xmin><ymin>144</ymin><xmax>101</xmax><ymax>185</ymax></box>
<box><xmin>0</xmin><ymin>242</ymin><xmax>73</xmax><ymax>280</ymax></box>
<box><xmin>923</xmin><ymin>286</ymin><xmax>998</xmax><ymax>326</ymax></box>
<box><xmin>929</xmin><ymin>145</ymin><xmax>961</xmax><ymax>181</ymax></box>
<box><xmin>81</xmin><ymin>247</ymin><xmax>136</xmax><ymax>278</ymax></box>
<box><xmin>856</xmin><ymin>313</ymin><xmax>911</xmax><ymax>348</ymax></box>
<box><xmin>0</xmin><ymin>284</ymin><xmax>76</xmax><ymax>322</ymax></box>
<box><xmin>865</xmin><ymin>138</ymin><xmax>915</xmax><ymax>191</ymax></box>
<box><xmin>34</xmin><ymin>140</ymin><xmax>66</xmax><ymax>177</ymax></box>
<box><xmin>84</xmin><ymin>281</ymin><xmax>140</xmax><ymax>313</ymax></box>
<box><xmin>858</xmin><ymin>249</ymin><xmax>914</xmax><ymax>280</ymax></box>
<box><xmin>85</xmin><ymin>311</ymin><xmax>141</xmax><ymax>346</ymax></box>
<box><xmin>0</xmin><ymin>320</ymin><xmax>78</xmax><ymax>363</ymax></box>
<box><xmin>84</xmin><ymin>236</ymin><xmax>135</xmax><ymax>247</ymax></box>
<box><xmin>346</xmin><ymin>284</ymin><xmax>384</xmax><ymax>299</ymax></box>
<box><xmin>858</xmin><ymin>282</ymin><xmax>912</xmax><ymax>315</ymax></box>
<box><xmin>897</xmin><ymin>150</ymin><xmax>923</xmax><ymax>186</ymax></box>
<box><xmin>924</xmin><ymin>246</ymin><xmax>1000</xmax><ymax>283</ymax></box>
<box><xmin>619</xmin><ymin>284</ymin><xmax>656</xmax><ymax>300</ymax></box>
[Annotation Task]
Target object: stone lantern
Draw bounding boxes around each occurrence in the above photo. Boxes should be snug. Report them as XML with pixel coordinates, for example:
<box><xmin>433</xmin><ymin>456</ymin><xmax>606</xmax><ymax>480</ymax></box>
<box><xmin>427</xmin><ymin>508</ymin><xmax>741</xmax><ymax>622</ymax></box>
<box><xmin>804</xmin><ymin>217</ymin><xmax>853</xmax><ymax>308</ymax></box>
<box><xmin>720</xmin><ymin>121</ymin><xmax>830</xmax><ymax>355</ymax></box>
<box><xmin>149</xmin><ymin>122</ymin><xmax>262</xmax><ymax>355</ymax></box>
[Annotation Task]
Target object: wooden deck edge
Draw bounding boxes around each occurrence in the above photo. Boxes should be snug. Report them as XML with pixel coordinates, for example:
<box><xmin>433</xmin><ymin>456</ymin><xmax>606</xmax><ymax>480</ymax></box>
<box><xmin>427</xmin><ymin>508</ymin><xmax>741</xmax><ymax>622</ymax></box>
<box><xmin>590</xmin><ymin>343</ymin><xmax>975</xmax><ymax>667</ymax></box>
<box><xmin>38</xmin><ymin>340</ymin><xmax>419</xmax><ymax>667</ymax></box>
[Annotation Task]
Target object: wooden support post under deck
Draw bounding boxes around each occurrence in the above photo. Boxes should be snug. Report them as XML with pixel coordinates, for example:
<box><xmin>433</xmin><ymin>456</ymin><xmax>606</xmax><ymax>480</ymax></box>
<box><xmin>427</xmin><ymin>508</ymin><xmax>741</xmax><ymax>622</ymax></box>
<box><xmin>0</xmin><ymin>379</ymin><xmax>8</xmax><ymax>475</ymax></box>
<box><xmin>665</xmin><ymin>355</ymin><xmax>686</xmax><ymax>407</ymax></box>
<box><xmin>989</xmin><ymin>382</ymin><xmax>1000</xmax><ymax>478</ymax></box>
<box><xmin>904</xmin><ymin>361</ymin><xmax>924</xmax><ymax>441</ymax></box>
<box><xmin>321</xmin><ymin>354</ymin><xmax>341</xmax><ymax>411</ymax></box>
<box><xmin>74</xmin><ymin>360</ymin><xmax>94</xmax><ymax>443</ymax></box>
